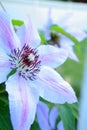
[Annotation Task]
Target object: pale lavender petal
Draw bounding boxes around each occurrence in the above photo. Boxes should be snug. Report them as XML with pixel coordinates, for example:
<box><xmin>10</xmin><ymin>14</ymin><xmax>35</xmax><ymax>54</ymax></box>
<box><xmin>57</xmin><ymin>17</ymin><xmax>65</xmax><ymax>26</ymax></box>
<box><xmin>37</xmin><ymin>66</ymin><xmax>77</xmax><ymax>104</ymax></box>
<box><xmin>0</xmin><ymin>48</ymin><xmax>10</xmax><ymax>67</ymax></box>
<box><xmin>19</xmin><ymin>16</ymin><xmax>41</xmax><ymax>48</ymax></box>
<box><xmin>16</xmin><ymin>24</ymin><xmax>26</xmax><ymax>47</ymax></box>
<box><xmin>49</xmin><ymin>107</ymin><xmax>59</xmax><ymax>129</ymax></box>
<box><xmin>66</xmin><ymin>27</ymin><xmax>87</xmax><ymax>41</ymax></box>
<box><xmin>37</xmin><ymin>45</ymin><xmax>68</xmax><ymax>68</ymax></box>
<box><xmin>57</xmin><ymin>121</ymin><xmax>64</xmax><ymax>130</ymax></box>
<box><xmin>43</xmin><ymin>8</ymin><xmax>53</xmax><ymax>40</ymax></box>
<box><xmin>60</xmin><ymin>35</ymin><xmax>74</xmax><ymax>46</ymax></box>
<box><xmin>37</xmin><ymin>101</ymin><xmax>51</xmax><ymax>130</ymax></box>
<box><xmin>0</xmin><ymin>65</ymin><xmax>11</xmax><ymax>83</ymax></box>
<box><xmin>57</xmin><ymin>12</ymin><xmax>73</xmax><ymax>29</ymax></box>
<box><xmin>44</xmin><ymin>8</ymin><xmax>53</xmax><ymax>30</ymax></box>
<box><xmin>60</xmin><ymin>36</ymin><xmax>79</xmax><ymax>62</ymax></box>
<box><xmin>0</xmin><ymin>12</ymin><xmax>21</xmax><ymax>52</ymax></box>
<box><xmin>68</xmin><ymin>47</ymin><xmax>79</xmax><ymax>62</ymax></box>
<box><xmin>6</xmin><ymin>73</ymin><xmax>39</xmax><ymax>130</ymax></box>
<box><xmin>0</xmin><ymin>48</ymin><xmax>11</xmax><ymax>83</ymax></box>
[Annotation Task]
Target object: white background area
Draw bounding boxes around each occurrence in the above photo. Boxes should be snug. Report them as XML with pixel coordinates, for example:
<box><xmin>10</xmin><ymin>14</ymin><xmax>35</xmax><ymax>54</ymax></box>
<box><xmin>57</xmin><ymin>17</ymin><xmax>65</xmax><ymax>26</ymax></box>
<box><xmin>0</xmin><ymin>0</ymin><xmax>87</xmax><ymax>31</ymax></box>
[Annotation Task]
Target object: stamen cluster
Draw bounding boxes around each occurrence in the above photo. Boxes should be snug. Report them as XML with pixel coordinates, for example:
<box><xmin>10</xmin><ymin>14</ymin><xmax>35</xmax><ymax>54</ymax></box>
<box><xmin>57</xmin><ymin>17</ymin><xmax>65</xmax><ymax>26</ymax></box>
<box><xmin>9</xmin><ymin>44</ymin><xmax>41</xmax><ymax>80</ymax></box>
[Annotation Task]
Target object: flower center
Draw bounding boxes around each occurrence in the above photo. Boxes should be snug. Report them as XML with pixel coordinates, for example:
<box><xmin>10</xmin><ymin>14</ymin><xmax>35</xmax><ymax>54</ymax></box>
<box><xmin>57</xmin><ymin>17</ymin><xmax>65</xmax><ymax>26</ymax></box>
<box><xmin>9</xmin><ymin>44</ymin><xmax>41</xmax><ymax>80</ymax></box>
<box><xmin>48</xmin><ymin>31</ymin><xmax>60</xmax><ymax>47</ymax></box>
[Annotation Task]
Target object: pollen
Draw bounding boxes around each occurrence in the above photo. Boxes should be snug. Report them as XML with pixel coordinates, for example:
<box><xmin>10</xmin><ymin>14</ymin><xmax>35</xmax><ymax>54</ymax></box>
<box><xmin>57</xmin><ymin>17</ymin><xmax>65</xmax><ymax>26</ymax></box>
<box><xmin>28</xmin><ymin>53</ymin><xmax>35</xmax><ymax>62</ymax></box>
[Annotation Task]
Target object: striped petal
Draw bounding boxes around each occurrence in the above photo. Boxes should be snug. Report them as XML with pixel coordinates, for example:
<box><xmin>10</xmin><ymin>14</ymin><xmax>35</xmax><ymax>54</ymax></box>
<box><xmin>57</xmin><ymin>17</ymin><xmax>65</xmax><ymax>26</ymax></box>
<box><xmin>16</xmin><ymin>24</ymin><xmax>26</xmax><ymax>47</ymax></box>
<box><xmin>49</xmin><ymin>107</ymin><xmax>59</xmax><ymax>129</ymax></box>
<box><xmin>37</xmin><ymin>101</ymin><xmax>51</xmax><ymax>130</ymax></box>
<box><xmin>0</xmin><ymin>11</ymin><xmax>20</xmax><ymax>52</ymax></box>
<box><xmin>37</xmin><ymin>45</ymin><xmax>68</xmax><ymax>68</ymax></box>
<box><xmin>25</xmin><ymin>17</ymin><xmax>41</xmax><ymax>48</ymax></box>
<box><xmin>6</xmin><ymin>73</ymin><xmax>39</xmax><ymax>130</ymax></box>
<box><xmin>0</xmin><ymin>48</ymin><xmax>11</xmax><ymax>83</ymax></box>
<box><xmin>16</xmin><ymin>16</ymin><xmax>40</xmax><ymax>48</ymax></box>
<box><xmin>37</xmin><ymin>66</ymin><xmax>77</xmax><ymax>104</ymax></box>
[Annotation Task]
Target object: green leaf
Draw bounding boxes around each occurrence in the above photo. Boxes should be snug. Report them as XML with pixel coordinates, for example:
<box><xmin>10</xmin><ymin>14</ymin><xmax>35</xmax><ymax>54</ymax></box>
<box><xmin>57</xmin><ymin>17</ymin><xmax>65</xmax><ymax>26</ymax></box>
<box><xmin>40</xmin><ymin>33</ymin><xmax>48</xmax><ymax>45</ymax></box>
<box><xmin>12</xmin><ymin>19</ymin><xmax>24</xmax><ymax>26</ymax></box>
<box><xmin>0</xmin><ymin>92</ymin><xmax>8</xmax><ymax>105</ymax></box>
<box><xmin>0</xmin><ymin>104</ymin><xmax>13</xmax><ymax>130</ymax></box>
<box><xmin>58</xmin><ymin>103</ymin><xmax>76</xmax><ymax>130</ymax></box>
<box><xmin>38</xmin><ymin>30</ymin><xmax>48</xmax><ymax>45</ymax></box>
<box><xmin>69</xmin><ymin>103</ymin><xmax>79</xmax><ymax>120</ymax></box>
<box><xmin>7</xmin><ymin>68</ymin><xmax>17</xmax><ymax>79</ymax></box>
<box><xmin>0</xmin><ymin>84</ymin><xmax>13</xmax><ymax>130</ymax></box>
<box><xmin>0</xmin><ymin>83</ymin><xmax>8</xmax><ymax>105</ymax></box>
<box><xmin>50</xmin><ymin>24</ymin><xmax>80</xmax><ymax>46</ymax></box>
<box><xmin>30</xmin><ymin>120</ymin><xmax>40</xmax><ymax>130</ymax></box>
<box><xmin>0</xmin><ymin>83</ymin><xmax>5</xmax><ymax>94</ymax></box>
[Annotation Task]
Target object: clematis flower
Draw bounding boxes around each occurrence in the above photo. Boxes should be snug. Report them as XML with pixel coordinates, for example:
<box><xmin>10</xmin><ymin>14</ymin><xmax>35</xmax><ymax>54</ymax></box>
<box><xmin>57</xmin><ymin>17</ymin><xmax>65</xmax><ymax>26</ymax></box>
<box><xmin>43</xmin><ymin>8</ymin><xmax>87</xmax><ymax>62</ymax></box>
<box><xmin>37</xmin><ymin>101</ymin><xmax>64</xmax><ymax>130</ymax></box>
<box><xmin>0</xmin><ymin>11</ymin><xmax>77</xmax><ymax>130</ymax></box>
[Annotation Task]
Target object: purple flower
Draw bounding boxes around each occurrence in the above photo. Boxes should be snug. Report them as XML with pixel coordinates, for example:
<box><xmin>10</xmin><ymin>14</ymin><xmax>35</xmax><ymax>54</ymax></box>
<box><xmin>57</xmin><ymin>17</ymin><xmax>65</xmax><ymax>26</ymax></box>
<box><xmin>0</xmin><ymin>12</ymin><xmax>77</xmax><ymax>130</ymax></box>
<box><xmin>37</xmin><ymin>101</ymin><xmax>64</xmax><ymax>130</ymax></box>
<box><xmin>43</xmin><ymin>8</ymin><xmax>87</xmax><ymax>62</ymax></box>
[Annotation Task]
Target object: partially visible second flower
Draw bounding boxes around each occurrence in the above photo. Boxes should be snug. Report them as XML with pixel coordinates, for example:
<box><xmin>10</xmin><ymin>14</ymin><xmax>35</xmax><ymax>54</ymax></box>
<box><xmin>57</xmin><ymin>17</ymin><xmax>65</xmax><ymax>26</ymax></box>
<box><xmin>0</xmin><ymin>11</ymin><xmax>77</xmax><ymax>130</ymax></box>
<box><xmin>43</xmin><ymin>8</ymin><xmax>87</xmax><ymax>62</ymax></box>
<box><xmin>37</xmin><ymin>101</ymin><xmax>64</xmax><ymax>130</ymax></box>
